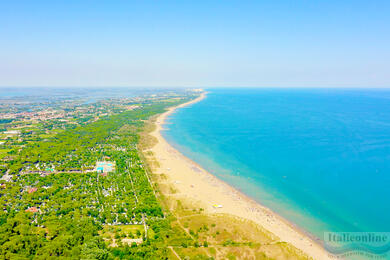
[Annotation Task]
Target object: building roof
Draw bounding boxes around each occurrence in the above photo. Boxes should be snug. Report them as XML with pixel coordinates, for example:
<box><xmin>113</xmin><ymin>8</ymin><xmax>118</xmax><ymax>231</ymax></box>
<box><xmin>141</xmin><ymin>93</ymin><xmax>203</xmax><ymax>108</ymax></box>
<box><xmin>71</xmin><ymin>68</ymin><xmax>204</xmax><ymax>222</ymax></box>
<box><xmin>26</xmin><ymin>207</ymin><xmax>39</xmax><ymax>213</ymax></box>
<box><xmin>28</xmin><ymin>187</ymin><xmax>38</xmax><ymax>194</ymax></box>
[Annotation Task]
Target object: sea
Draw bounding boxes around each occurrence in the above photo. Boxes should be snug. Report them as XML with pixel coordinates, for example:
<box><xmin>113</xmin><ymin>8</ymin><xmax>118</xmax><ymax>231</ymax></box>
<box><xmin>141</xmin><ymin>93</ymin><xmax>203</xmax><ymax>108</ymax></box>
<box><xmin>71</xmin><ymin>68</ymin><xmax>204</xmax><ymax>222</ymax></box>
<box><xmin>163</xmin><ymin>88</ymin><xmax>390</xmax><ymax>256</ymax></box>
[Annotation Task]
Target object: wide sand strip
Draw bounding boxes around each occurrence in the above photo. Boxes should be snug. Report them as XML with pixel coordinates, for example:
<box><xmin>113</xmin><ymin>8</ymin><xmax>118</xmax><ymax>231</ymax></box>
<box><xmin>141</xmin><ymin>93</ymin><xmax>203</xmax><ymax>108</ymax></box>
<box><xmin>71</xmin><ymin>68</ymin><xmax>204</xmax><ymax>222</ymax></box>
<box><xmin>149</xmin><ymin>92</ymin><xmax>331</xmax><ymax>259</ymax></box>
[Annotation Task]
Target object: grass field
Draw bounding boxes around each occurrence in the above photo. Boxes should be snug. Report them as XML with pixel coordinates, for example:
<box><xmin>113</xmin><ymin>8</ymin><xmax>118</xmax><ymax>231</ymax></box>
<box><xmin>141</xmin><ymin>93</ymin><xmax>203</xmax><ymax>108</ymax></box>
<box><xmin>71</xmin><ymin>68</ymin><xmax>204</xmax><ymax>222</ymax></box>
<box><xmin>99</xmin><ymin>224</ymin><xmax>147</xmax><ymax>247</ymax></box>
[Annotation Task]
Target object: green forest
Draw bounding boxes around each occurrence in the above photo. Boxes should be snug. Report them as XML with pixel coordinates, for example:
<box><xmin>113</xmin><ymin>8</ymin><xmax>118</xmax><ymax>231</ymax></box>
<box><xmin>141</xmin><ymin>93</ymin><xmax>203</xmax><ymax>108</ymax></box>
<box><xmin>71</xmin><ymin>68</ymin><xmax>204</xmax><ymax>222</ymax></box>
<box><xmin>0</xmin><ymin>99</ymin><xmax>195</xmax><ymax>259</ymax></box>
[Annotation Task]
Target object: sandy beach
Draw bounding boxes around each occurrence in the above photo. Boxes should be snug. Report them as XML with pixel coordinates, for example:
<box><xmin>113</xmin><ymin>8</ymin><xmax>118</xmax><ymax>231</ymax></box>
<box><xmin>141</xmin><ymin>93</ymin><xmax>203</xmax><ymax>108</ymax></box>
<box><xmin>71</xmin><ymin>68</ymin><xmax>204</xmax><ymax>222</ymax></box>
<box><xmin>148</xmin><ymin>92</ymin><xmax>331</xmax><ymax>259</ymax></box>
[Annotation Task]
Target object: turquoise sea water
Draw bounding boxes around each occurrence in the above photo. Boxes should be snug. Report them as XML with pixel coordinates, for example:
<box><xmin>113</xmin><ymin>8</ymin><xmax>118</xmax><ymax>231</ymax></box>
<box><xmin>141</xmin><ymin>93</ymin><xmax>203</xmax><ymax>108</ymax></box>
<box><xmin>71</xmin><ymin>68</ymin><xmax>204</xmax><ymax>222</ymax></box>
<box><xmin>163</xmin><ymin>88</ymin><xmax>390</xmax><ymax>243</ymax></box>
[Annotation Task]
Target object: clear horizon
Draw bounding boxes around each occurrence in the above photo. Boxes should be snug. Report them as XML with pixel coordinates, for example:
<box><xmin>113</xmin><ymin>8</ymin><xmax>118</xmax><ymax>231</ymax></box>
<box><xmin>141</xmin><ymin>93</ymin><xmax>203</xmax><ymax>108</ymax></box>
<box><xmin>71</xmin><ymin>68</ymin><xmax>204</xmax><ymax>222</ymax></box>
<box><xmin>1</xmin><ymin>86</ymin><xmax>390</xmax><ymax>89</ymax></box>
<box><xmin>1</xmin><ymin>1</ymin><xmax>390</xmax><ymax>88</ymax></box>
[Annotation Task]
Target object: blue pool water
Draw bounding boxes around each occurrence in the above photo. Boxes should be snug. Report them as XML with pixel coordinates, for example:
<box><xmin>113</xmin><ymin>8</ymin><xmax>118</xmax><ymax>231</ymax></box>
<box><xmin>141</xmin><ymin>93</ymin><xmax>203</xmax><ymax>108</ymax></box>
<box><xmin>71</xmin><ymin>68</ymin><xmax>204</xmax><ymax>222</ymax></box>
<box><xmin>163</xmin><ymin>88</ymin><xmax>390</xmax><ymax>241</ymax></box>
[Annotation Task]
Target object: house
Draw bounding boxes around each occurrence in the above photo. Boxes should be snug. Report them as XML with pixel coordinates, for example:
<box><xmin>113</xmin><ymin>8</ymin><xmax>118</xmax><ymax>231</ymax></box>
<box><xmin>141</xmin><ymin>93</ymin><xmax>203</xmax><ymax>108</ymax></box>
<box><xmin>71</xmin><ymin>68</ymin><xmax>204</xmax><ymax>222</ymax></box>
<box><xmin>28</xmin><ymin>187</ymin><xmax>38</xmax><ymax>194</ymax></box>
<box><xmin>25</xmin><ymin>207</ymin><xmax>39</xmax><ymax>213</ymax></box>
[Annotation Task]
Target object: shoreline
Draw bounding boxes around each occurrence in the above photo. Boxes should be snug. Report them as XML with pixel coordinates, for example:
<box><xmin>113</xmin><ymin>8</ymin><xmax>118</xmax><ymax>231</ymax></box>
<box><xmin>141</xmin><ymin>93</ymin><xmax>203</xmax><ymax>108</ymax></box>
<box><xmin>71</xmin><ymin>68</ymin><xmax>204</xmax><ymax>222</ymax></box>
<box><xmin>149</xmin><ymin>92</ymin><xmax>331</xmax><ymax>259</ymax></box>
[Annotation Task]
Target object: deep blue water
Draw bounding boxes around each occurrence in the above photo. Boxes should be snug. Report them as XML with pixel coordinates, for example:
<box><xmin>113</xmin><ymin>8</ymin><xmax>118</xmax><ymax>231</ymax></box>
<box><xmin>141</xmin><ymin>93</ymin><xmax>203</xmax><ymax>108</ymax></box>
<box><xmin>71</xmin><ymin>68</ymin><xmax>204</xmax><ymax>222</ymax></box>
<box><xmin>163</xmin><ymin>88</ymin><xmax>390</xmax><ymax>241</ymax></box>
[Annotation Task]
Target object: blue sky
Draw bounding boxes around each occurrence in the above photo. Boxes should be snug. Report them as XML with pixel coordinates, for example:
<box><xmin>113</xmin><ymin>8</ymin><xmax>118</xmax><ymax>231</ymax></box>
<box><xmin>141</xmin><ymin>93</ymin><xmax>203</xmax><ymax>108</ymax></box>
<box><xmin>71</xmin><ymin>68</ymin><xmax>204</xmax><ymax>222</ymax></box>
<box><xmin>1</xmin><ymin>0</ymin><xmax>389</xmax><ymax>87</ymax></box>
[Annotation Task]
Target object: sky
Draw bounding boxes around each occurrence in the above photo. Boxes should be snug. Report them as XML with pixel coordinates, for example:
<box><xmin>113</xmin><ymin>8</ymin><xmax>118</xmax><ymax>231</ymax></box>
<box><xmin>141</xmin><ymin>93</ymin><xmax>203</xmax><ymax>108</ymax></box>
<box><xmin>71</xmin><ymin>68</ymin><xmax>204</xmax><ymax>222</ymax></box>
<box><xmin>1</xmin><ymin>0</ymin><xmax>390</xmax><ymax>88</ymax></box>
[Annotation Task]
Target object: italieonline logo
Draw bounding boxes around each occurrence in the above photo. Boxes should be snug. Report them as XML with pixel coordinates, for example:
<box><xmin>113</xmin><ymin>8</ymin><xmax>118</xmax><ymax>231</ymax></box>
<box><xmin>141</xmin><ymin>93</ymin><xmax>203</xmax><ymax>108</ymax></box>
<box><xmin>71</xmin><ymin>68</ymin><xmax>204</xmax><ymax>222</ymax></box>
<box><xmin>324</xmin><ymin>232</ymin><xmax>390</xmax><ymax>258</ymax></box>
